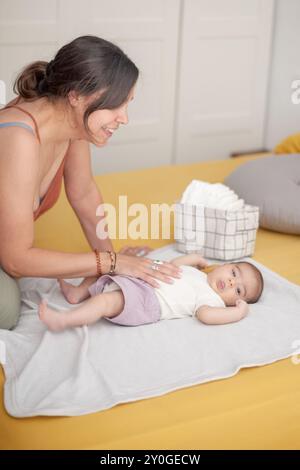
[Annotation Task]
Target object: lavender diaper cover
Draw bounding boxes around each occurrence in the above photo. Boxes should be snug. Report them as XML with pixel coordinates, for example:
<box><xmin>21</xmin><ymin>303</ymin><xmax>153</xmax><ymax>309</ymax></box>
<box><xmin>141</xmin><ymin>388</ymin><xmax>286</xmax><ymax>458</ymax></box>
<box><xmin>88</xmin><ymin>275</ymin><xmax>161</xmax><ymax>326</ymax></box>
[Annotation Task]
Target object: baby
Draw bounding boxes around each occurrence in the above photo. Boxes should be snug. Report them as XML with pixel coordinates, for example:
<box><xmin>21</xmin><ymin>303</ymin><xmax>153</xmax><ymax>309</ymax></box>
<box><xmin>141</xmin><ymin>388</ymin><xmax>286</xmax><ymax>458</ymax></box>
<box><xmin>39</xmin><ymin>254</ymin><xmax>264</xmax><ymax>332</ymax></box>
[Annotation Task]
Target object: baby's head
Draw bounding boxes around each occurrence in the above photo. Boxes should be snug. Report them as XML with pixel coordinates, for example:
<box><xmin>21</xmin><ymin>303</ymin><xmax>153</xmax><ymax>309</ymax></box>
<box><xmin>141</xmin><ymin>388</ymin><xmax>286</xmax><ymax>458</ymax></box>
<box><xmin>206</xmin><ymin>262</ymin><xmax>264</xmax><ymax>306</ymax></box>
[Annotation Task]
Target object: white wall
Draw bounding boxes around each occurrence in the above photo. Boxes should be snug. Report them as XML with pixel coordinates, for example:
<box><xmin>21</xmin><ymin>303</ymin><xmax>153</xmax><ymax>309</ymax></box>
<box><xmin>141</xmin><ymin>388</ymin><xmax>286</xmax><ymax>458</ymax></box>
<box><xmin>0</xmin><ymin>0</ymin><xmax>283</xmax><ymax>175</ymax></box>
<box><xmin>0</xmin><ymin>0</ymin><xmax>182</xmax><ymax>174</ymax></box>
<box><xmin>174</xmin><ymin>0</ymin><xmax>274</xmax><ymax>165</ymax></box>
<box><xmin>264</xmin><ymin>0</ymin><xmax>300</xmax><ymax>149</ymax></box>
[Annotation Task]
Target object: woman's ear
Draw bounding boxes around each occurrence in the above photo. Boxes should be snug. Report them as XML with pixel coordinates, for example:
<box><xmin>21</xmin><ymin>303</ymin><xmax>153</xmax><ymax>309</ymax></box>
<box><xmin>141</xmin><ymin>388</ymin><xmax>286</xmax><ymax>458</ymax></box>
<box><xmin>67</xmin><ymin>90</ymin><xmax>82</xmax><ymax>107</ymax></box>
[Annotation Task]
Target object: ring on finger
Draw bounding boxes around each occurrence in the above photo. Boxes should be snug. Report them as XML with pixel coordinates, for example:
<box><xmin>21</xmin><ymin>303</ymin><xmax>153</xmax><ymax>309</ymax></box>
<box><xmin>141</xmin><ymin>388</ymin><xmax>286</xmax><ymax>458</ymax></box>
<box><xmin>150</xmin><ymin>259</ymin><xmax>164</xmax><ymax>270</ymax></box>
<box><xmin>151</xmin><ymin>263</ymin><xmax>160</xmax><ymax>271</ymax></box>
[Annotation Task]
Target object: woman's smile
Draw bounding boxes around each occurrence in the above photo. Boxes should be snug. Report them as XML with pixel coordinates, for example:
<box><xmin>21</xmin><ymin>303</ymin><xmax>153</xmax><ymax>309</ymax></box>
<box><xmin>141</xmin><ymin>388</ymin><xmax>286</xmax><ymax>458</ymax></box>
<box><xmin>101</xmin><ymin>126</ymin><xmax>118</xmax><ymax>138</ymax></box>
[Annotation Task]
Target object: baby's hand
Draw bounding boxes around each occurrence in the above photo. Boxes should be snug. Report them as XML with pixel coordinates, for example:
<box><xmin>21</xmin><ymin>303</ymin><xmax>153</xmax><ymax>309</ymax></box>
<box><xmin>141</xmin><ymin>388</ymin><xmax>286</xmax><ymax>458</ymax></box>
<box><xmin>235</xmin><ymin>299</ymin><xmax>249</xmax><ymax>318</ymax></box>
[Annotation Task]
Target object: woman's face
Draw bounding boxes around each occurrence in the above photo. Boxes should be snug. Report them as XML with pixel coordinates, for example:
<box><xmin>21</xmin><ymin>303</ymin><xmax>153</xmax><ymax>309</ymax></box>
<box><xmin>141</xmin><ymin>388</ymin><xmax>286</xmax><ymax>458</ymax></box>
<box><xmin>76</xmin><ymin>86</ymin><xmax>135</xmax><ymax>147</ymax></box>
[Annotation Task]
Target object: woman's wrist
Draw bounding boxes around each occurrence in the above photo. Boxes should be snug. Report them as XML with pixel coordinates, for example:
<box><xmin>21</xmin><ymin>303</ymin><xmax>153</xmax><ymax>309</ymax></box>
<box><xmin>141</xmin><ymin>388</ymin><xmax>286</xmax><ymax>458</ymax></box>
<box><xmin>94</xmin><ymin>251</ymin><xmax>118</xmax><ymax>276</ymax></box>
<box><xmin>93</xmin><ymin>251</ymin><xmax>110</xmax><ymax>275</ymax></box>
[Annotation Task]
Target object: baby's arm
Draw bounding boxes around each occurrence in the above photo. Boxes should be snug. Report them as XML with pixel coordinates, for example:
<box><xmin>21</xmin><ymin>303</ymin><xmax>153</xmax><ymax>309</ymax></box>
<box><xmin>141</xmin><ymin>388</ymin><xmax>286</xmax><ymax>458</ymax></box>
<box><xmin>171</xmin><ymin>253</ymin><xmax>208</xmax><ymax>269</ymax></box>
<box><xmin>196</xmin><ymin>300</ymin><xmax>249</xmax><ymax>325</ymax></box>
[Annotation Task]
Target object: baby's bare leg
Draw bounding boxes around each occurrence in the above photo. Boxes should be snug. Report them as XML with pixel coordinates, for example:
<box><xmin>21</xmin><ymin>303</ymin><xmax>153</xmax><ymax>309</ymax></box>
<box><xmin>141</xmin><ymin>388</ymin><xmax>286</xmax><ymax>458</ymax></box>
<box><xmin>58</xmin><ymin>276</ymin><xmax>98</xmax><ymax>304</ymax></box>
<box><xmin>39</xmin><ymin>290</ymin><xmax>124</xmax><ymax>332</ymax></box>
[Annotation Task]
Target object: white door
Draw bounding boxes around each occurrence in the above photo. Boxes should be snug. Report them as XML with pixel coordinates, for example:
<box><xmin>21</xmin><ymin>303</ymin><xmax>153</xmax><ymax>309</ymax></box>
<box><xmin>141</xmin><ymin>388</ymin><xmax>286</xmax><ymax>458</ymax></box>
<box><xmin>59</xmin><ymin>0</ymin><xmax>181</xmax><ymax>174</ymax></box>
<box><xmin>174</xmin><ymin>0</ymin><xmax>274</xmax><ymax>164</ymax></box>
<box><xmin>0</xmin><ymin>0</ymin><xmax>274</xmax><ymax>172</ymax></box>
<box><xmin>0</xmin><ymin>0</ymin><xmax>181</xmax><ymax>174</ymax></box>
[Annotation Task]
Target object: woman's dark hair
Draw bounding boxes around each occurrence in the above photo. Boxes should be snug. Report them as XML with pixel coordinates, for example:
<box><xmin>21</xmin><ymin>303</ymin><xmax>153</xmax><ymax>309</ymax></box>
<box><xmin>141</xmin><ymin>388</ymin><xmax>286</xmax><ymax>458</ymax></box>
<box><xmin>13</xmin><ymin>35</ymin><xmax>139</xmax><ymax>135</ymax></box>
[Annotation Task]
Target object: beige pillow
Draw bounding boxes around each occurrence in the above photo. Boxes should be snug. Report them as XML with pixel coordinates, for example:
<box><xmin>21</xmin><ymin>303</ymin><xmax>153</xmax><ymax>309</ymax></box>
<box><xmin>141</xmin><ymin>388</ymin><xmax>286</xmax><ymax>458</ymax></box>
<box><xmin>224</xmin><ymin>155</ymin><xmax>300</xmax><ymax>234</ymax></box>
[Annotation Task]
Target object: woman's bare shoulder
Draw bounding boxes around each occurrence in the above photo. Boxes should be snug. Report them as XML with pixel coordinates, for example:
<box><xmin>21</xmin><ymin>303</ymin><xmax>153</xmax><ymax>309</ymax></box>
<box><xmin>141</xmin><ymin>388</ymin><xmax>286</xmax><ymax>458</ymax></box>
<box><xmin>0</xmin><ymin>99</ymin><xmax>34</xmax><ymax>125</ymax></box>
<box><xmin>0</xmin><ymin>127</ymin><xmax>40</xmax><ymax>196</ymax></box>
<box><xmin>0</xmin><ymin>126</ymin><xmax>40</xmax><ymax>164</ymax></box>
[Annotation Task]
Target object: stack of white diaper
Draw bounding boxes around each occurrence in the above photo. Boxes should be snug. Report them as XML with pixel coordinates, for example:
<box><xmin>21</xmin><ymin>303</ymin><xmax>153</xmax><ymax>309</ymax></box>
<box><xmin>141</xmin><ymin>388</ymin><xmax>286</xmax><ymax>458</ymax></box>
<box><xmin>180</xmin><ymin>180</ymin><xmax>245</xmax><ymax>211</ymax></box>
<box><xmin>175</xmin><ymin>179</ymin><xmax>259</xmax><ymax>260</ymax></box>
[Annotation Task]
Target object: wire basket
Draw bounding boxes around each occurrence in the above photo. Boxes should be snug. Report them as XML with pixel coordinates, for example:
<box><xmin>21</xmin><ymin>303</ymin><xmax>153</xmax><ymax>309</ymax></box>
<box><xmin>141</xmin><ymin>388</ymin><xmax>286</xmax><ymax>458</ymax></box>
<box><xmin>174</xmin><ymin>202</ymin><xmax>259</xmax><ymax>260</ymax></box>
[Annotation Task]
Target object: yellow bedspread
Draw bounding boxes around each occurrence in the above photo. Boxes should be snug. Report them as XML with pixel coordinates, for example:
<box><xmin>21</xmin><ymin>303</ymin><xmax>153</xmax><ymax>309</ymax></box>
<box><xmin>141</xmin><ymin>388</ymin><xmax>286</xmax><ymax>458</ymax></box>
<box><xmin>1</xmin><ymin>154</ymin><xmax>299</xmax><ymax>449</ymax></box>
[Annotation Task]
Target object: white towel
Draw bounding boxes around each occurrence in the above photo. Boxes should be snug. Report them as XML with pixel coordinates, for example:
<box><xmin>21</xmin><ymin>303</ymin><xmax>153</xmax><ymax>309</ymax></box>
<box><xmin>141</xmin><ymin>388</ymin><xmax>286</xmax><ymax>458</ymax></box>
<box><xmin>0</xmin><ymin>244</ymin><xmax>300</xmax><ymax>417</ymax></box>
<box><xmin>180</xmin><ymin>180</ymin><xmax>245</xmax><ymax>210</ymax></box>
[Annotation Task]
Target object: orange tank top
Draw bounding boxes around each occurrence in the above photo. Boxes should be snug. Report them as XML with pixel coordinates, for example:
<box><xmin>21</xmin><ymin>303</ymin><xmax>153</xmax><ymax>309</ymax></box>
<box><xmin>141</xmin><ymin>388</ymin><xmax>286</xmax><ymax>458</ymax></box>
<box><xmin>0</xmin><ymin>100</ymin><xmax>68</xmax><ymax>220</ymax></box>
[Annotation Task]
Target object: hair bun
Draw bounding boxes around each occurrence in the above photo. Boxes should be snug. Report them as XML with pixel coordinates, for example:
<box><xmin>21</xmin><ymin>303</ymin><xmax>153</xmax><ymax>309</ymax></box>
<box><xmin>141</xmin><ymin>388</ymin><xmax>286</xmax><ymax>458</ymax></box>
<box><xmin>46</xmin><ymin>60</ymin><xmax>54</xmax><ymax>77</ymax></box>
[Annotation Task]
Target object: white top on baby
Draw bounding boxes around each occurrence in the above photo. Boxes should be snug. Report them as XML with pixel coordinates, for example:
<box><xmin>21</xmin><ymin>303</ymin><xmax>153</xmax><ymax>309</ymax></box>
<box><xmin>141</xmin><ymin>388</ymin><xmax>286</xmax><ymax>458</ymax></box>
<box><xmin>102</xmin><ymin>265</ymin><xmax>225</xmax><ymax>320</ymax></box>
<box><xmin>154</xmin><ymin>265</ymin><xmax>225</xmax><ymax>320</ymax></box>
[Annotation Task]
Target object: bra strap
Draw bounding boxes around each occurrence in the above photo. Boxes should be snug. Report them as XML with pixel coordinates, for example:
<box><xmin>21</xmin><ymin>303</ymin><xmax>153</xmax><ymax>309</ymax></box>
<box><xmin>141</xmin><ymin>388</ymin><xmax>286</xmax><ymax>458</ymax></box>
<box><xmin>2</xmin><ymin>105</ymin><xmax>41</xmax><ymax>143</ymax></box>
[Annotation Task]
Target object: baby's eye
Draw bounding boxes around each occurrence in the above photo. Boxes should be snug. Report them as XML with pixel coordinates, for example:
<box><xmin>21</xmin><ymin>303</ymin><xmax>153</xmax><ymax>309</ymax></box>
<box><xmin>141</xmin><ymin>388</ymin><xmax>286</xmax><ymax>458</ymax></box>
<box><xmin>236</xmin><ymin>287</ymin><xmax>241</xmax><ymax>295</ymax></box>
<box><xmin>232</xmin><ymin>269</ymin><xmax>236</xmax><ymax>277</ymax></box>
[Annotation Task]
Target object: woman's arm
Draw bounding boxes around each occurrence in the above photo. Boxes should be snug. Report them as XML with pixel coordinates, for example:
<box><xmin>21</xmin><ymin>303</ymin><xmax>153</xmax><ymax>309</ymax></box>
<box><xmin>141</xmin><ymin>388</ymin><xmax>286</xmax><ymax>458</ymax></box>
<box><xmin>0</xmin><ymin>131</ymin><xmax>105</xmax><ymax>278</ymax></box>
<box><xmin>67</xmin><ymin>181</ymin><xmax>114</xmax><ymax>252</ymax></box>
<box><xmin>0</xmin><ymin>134</ymin><xmax>180</xmax><ymax>284</ymax></box>
<box><xmin>196</xmin><ymin>300</ymin><xmax>249</xmax><ymax>325</ymax></box>
<box><xmin>62</xmin><ymin>140</ymin><xmax>152</xmax><ymax>288</ymax></box>
<box><xmin>63</xmin><ymin>140</ymin><xmax>113</xmax><ymax>253</ymax></box>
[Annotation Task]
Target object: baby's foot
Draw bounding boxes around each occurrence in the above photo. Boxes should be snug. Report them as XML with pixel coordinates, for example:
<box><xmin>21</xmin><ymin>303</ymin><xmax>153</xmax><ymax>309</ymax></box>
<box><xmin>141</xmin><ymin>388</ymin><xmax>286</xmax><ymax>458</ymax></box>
<box><xmin>38</xmin><ymin>299</ymin><xmax>67</xmax><ymax>332</ymax></box>
<box><xmin>58</xmin><ymin>279</ymin><xmax>89</xmax><ymax>304</ymax></box>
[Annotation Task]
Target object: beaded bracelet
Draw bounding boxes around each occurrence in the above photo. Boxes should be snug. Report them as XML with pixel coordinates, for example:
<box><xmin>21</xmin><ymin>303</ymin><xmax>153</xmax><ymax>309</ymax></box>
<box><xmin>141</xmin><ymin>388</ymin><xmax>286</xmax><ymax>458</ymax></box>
<box><xmin>94</xmin><ymin>248</ymin><xmax>102</xmax><ymax>276</ymax></box>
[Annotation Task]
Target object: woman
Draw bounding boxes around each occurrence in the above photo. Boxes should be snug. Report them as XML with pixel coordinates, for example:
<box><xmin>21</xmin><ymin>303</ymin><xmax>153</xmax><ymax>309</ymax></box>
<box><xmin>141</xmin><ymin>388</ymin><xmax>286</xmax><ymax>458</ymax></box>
<box><xmin>0</xmin><ymin>35</ymin><xmax>180</xmax><ymax>330</ymax></box>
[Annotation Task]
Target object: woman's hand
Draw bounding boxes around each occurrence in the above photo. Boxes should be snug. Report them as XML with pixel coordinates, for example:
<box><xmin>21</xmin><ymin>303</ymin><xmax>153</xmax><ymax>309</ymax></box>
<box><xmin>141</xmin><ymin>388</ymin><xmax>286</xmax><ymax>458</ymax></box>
<box><xmin>114</xmin><ymin>253</ymin><xmax>182</xmax><ymax>287</ymax></box>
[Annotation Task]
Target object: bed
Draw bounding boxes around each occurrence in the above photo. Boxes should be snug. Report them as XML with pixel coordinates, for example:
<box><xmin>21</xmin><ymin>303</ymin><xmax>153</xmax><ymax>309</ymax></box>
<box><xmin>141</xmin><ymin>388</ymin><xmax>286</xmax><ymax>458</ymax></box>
<box><xmin>1</xmin><ymin>153</ymin><xmax>299</xmax><ymax>450</ymax></box>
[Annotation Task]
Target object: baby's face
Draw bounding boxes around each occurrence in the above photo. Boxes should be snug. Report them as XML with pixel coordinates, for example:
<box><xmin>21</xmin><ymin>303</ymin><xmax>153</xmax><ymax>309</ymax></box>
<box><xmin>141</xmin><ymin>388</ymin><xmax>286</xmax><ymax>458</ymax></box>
<box><xmin>207</xmin><ymin>263</ymin><xmax>259</xmax><ymax>306</ymax></box>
